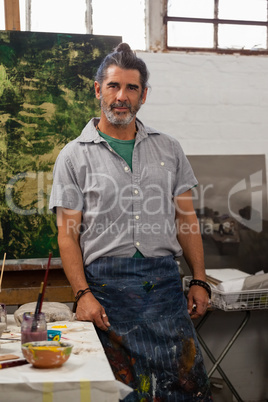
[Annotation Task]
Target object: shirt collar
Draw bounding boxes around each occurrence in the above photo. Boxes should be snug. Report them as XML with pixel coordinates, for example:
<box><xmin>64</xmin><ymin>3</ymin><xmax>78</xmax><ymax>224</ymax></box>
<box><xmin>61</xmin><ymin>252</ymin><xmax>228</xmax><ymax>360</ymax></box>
<box><xmin>77</xmin><ymin>117</ymin><xmax>159</xmax><ymax>144</ymax></box>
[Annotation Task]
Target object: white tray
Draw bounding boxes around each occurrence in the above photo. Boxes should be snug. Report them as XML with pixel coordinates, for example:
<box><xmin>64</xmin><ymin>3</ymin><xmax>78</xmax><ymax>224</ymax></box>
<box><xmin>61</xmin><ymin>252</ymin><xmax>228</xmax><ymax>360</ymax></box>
<box><xmin>183</xmin><ymin>276</ymin><xmax>268</xmax><ymax>311</ymax></box>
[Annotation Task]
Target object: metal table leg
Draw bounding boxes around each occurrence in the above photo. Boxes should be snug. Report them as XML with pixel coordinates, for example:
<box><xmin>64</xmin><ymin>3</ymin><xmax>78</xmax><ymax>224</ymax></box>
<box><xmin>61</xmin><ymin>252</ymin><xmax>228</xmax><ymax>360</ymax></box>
<box><xmin>196</xmin><ymin>310</ymin><xmax>250</xmax><ymax>402</ymax></box>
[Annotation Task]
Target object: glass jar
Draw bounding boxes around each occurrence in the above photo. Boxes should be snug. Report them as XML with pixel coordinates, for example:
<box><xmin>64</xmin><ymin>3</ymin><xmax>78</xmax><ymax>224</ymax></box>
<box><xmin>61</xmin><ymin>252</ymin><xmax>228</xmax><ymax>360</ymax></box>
<box><xmin>21</xmin><ymin>312</ymin><xmax>47</xmax><ymax>344</ymax></box>
<box><xmin>0</xmin><ymin>303</ymin><xmax>7</xmax><ymax>330</ymax></box>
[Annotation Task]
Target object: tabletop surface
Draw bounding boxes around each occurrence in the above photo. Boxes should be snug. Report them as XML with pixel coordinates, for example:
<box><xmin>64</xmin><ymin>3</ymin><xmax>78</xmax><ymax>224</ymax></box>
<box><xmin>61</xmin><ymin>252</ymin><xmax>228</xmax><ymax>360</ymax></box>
<box><xmin>0</xmin><ymin>315</ymin><xmax>132</xmax><ymax>401</ymax></box>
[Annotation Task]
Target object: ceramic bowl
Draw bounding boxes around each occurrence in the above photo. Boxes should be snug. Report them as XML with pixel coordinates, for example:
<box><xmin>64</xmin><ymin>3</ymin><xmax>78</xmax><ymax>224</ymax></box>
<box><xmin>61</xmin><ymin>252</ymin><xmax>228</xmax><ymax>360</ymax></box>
<box><xmin>21</xmin><ymin>341</ymin><xmax>73</xmax><ymax>368</ymax></box>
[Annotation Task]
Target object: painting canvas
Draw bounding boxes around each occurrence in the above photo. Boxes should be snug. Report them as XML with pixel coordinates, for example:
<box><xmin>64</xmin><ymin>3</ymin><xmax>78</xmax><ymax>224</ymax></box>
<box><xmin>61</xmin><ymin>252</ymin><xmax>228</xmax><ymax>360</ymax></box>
<box><xmin>187</xmin><ymin>155</ymin><xmax>268</xmax><ymax>275</ymax></box>
<box><xmin>0</xmin><ymin>30</ymin><xmax>121</xmax><ymax>259</ymax></box>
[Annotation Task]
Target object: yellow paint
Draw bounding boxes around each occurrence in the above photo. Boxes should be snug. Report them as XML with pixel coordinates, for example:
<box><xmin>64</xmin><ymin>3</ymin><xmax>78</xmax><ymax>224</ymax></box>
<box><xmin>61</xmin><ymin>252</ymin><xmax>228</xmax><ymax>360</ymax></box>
<box><xmin>43</xmin><ymin>382</ymin><xmax>53</xmax><ymax>402</ymax></box>
<box><xmin>139</xmin><ymin>374</ymin><xmax>150</xmax><ymax>393</ymax></box>
<box><xmin>31</xmin><ymin>346</ymin><xmax>61</xmax><ymax>352</ymax></box>
<box><xmin>80</xmin><ymin>381</ymin><xmax>91</xmax><ymax>402</ymax></box>
<box><xmin>52</xmin><ymin>325</ymin><xmax>67</xmax><ymax>329</ymax></box>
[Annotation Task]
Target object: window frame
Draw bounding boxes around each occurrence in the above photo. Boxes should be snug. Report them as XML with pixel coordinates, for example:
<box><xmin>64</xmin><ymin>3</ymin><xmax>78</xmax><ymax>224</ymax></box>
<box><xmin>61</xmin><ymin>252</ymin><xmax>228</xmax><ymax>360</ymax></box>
<box><xmin>164</xmin><ymin>0</ymin><xmax>268</xmax><ymax>55</ymax></box>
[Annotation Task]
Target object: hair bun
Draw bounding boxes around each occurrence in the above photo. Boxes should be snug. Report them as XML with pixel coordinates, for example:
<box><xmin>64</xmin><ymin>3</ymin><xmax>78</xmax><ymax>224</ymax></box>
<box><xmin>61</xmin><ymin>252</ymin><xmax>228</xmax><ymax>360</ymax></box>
<box><xmin>114</xmin><ymin>43</ymin><xmax>132</xmax><ymax>53</ymax></box>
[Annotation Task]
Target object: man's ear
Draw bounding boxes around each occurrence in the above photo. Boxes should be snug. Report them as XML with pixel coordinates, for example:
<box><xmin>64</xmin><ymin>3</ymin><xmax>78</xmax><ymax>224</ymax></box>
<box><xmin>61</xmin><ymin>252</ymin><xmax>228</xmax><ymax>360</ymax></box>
<box><xmin>141</xmin><ymin>87</ymin><xmax>148</xmax><ymax>104</ymax></box>
<box><xmin>94</xmin><ymin>81</ymin><xmax>101</xmax><ymax>99</ymax></box>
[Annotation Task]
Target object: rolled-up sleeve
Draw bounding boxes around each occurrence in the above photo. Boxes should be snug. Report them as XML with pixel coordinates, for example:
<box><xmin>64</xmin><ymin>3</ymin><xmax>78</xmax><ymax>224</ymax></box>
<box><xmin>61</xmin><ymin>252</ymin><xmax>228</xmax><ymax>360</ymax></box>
<box><xmin>49</xmin><ymin>151</ymin><xmax>84</xmax><ymax>214</ymax></box>
<box><xmin>173</xmin><ymin>141</ymin><xmax>198</xmax><ymax>196</ymax></box>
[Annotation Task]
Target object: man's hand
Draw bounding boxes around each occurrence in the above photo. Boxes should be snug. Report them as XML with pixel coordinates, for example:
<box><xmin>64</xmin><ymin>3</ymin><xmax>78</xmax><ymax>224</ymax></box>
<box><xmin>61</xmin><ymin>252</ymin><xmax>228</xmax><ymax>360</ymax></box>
<box><xmin>187</xmin><ymin>285</ymin><xmax>209</xmax><ymax>319</ymax></box>
<box><xmin>76</xmin><ymin>292</ymin><xmax>111</xmax><ymax>331</ymax></box>
<box><xmin>57</xmin><ymin>207</ymin><xmax>111</xmax><ymax>332</ymax></box>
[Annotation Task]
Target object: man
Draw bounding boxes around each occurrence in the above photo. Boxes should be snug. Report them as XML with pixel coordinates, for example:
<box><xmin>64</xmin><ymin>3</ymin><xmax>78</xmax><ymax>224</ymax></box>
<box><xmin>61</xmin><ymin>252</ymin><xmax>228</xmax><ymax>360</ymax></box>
<box><xmin>49</xmin><ymin>43</ymin><xmax>212</xmax><ymax>401</ymax></box>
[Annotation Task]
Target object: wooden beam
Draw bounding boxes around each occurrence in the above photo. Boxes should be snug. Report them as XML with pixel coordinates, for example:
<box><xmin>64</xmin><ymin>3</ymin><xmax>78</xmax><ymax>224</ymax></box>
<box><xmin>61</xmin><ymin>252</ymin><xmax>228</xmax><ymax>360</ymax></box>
<box><xmin>4</xmin><ymin>0</ymin><xmax>21</xmax><ymax>31</ymax></box>
<box><xmin>0</xmin><ymin>257</ymin><xmax>75</xmax><ymax>306</ymax></box>
<box><xmin>1</xmin><ymin>286</ymin><xmax>75</xmax><ymax>305</ymax></box>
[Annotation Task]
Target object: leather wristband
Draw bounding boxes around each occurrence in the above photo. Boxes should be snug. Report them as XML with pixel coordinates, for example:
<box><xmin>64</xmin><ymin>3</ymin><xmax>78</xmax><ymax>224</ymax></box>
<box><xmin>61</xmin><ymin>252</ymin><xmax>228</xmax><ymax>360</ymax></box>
<box><xmin>189</xmin><ymin>279</ymin><xmax>211</xmax><ymax>298</ymax></box>
<box><xmin>75</xmin><ymin>287</ymin><xmax>91</xmax><ymax>303</ymax></box>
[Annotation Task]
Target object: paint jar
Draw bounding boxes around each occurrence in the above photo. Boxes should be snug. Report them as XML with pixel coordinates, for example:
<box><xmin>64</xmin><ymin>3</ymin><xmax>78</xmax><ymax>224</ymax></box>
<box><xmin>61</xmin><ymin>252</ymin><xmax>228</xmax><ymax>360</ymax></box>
<box><xmin>47</xmin><ymin>329</ymin><xmax>61</xmax><ymax>341</ymax></box>
<box><xmin>21</xmin><ymin>312</ymin><xmax>47</xmax><ymax>344</ymax></box>
<box><xmin>0</xmin><ymin>303</ymin><xmax>7</xmax><ymax>330</ymax></box>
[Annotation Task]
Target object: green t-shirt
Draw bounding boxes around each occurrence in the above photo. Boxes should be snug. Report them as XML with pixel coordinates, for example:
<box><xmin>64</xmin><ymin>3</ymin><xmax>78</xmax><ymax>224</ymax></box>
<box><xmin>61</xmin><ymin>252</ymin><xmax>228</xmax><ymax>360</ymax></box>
<box><xmin>98</xmin><ymin>129</ymin><xmax>144</xmax><ymax>258</ymax></box>
<box><xmin>98</xmin><ymin>130</ymin><xmax>135</xmax><ymax>171</ymax></box>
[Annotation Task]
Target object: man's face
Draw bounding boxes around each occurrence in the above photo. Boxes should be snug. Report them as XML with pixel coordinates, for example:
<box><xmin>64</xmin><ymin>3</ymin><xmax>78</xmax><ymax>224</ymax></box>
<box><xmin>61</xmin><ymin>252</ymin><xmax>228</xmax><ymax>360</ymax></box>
<box><xmin>95</xmin><ymin>66</ymin><xmax>147</xmax><ymax>127</ymax></box>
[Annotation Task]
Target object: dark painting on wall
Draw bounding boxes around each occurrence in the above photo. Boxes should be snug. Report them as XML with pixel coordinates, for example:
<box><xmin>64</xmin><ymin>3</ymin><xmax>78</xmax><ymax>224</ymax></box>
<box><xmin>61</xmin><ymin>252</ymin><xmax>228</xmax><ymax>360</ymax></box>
<box><xmin>186</xmin><ymin>155</ymin><xmax>268</xmax><ymax>275</ymax></box>
<box><xmin>0</xmin><ymin>31</ymin><xmax>121</xmax><ymax>259</ymax></box>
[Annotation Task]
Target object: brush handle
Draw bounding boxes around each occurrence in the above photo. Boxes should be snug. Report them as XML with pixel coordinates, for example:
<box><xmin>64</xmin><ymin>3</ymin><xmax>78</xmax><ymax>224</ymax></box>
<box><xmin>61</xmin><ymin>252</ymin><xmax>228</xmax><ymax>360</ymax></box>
<box><xmin>32</xmin><ymin>282</ymin><xmax>44</xmax><ymax>332</ymax></box>
<box><xmin>39</xmin><ymin>252</ymin><xmax>52</xmax><ymax>313</ymax></box>
<box><xmin>0</xmin><ymin>359</ymin><xmax>28</xmax><ymax>369</ymax></box>
<box><xmin>34</xmin><ymin>282</ymin><xmax>44</xmax><ymax>316</ymax></box>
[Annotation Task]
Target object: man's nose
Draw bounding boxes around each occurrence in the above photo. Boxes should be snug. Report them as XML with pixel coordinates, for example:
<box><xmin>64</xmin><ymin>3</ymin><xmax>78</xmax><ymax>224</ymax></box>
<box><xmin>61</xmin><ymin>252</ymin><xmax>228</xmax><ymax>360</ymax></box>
<box><xmin>117</xmin><ymin>88</ymin><xmax>128</xmax><ymax>102</ymax></box>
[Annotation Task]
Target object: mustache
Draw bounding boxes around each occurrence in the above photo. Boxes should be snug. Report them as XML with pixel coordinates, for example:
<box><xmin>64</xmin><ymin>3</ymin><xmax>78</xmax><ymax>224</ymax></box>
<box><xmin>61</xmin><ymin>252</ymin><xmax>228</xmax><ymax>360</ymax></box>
<box><xmin>110</xmin><ymin>101</ymin><xmax>131</xmax><ymax>109</ymax></box>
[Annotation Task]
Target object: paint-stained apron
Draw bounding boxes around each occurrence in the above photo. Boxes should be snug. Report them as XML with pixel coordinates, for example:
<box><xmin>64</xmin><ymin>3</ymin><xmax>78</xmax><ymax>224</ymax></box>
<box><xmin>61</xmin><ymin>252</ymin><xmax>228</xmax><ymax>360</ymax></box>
<box><xmin>85</xmin><ymin>256</ymin><xmax>212</xmax><ymax>402</ymax></box>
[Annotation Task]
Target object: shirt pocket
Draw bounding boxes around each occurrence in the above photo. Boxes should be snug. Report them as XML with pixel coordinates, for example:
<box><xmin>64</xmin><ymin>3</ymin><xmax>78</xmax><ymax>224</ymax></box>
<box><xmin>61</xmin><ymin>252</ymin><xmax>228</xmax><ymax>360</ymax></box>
<box><xmin>145</xmin><ymin>162</ymin><xmax>176</xmax><ymax>194</ymax></box>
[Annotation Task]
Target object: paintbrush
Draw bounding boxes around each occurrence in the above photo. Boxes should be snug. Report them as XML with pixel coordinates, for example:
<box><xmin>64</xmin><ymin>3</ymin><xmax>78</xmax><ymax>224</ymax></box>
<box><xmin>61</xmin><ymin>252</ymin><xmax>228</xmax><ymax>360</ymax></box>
<box><xmin>31</xmin><ymin>252</ymin><xmax>52</xmax><ymax>331</ymax></box>
<box><xmin>0</xmin><ymin>359</ymin><xmax>28</xmax><ymax>369</ymax></box>
<box><xmin>0</xmin><ymin>253</ymin><xmax>6</xmax><ymax>292</ymax></box>
<box><xmin>31</xmin><ymin>281</ymin><xmax>44</xmax><ymax>332</ymax></box>
<box><xmin>38</xmin><ymin>252</ymin><xmax>52</xmax><ymax>313</ymax></box>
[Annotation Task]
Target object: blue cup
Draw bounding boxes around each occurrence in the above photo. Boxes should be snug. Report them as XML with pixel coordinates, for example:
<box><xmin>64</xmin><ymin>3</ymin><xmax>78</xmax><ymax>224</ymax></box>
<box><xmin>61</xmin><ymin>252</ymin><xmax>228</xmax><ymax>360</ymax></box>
<box><xmin>47</xmin><ymin>329</ymin><xmax>61</xmax><ymax>341</ymax></box>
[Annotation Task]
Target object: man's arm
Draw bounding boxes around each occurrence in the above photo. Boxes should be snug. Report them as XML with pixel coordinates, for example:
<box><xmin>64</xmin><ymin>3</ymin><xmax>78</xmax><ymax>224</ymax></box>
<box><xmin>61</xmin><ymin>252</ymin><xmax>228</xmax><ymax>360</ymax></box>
<box><xmin>175</xmin><ymin>190</ymin><xmax>209</xmax><ymax>318</ymax></box>
<box><xmin>57</xmin><ymin>207</ymin><xmax>110</xmax><ymax>330</ymax></box>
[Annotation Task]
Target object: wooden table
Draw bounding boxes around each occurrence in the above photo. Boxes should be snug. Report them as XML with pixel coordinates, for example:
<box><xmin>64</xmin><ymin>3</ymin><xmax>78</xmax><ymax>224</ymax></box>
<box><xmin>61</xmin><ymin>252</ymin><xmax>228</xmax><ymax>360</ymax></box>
<box><xmin>0</xmin><ymin>258</ymin><xmax>75</xmax><ymax>306</ymax></box>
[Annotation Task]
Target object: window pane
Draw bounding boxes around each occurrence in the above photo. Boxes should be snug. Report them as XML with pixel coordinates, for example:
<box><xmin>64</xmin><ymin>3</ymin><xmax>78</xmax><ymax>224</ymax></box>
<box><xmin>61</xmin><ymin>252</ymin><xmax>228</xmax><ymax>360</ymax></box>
<box><xmin>92</xmin><ymin>0</ymin><xmax>145</xmax><ymax>50</ymax></box>
<box><xmin>168</xmin><ymin>0</ymin><xmax>214</xmax><ymax>19</ymax></box>
<box><xmin>219</xmin><ymin>0</ymin><xmax>267</xmax><ymax>21</ymax></box>
<box><xmin>19</xmin><ymin>0</ymin><xmax>26</xmax><ymax>30</ymax></box>
<box><xmin>30</xmin><ymin>0</ymin><xmax>87</xmax><ymax>34</ymax></box>
<box><xmin>168</xmin><ymin>22</ymin><xmax>214</xmax><ymax>48</ymax></box>
<box><xmin>218</xmin><ymin>24</ymin><xmax>266</xmax><ymax>49</ymax></box>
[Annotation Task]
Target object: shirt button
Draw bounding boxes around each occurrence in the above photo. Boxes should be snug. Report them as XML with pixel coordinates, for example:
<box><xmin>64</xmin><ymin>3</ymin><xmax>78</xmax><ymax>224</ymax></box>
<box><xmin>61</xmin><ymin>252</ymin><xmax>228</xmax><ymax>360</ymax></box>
<box><xmin>124</xmin><ymin>166</ymin><xmax>129</xmax><ymax>172</ymax></box>
<box><xmin>135</xmin><ymin>215</ymin><xmax>140</xmax><ymax>220</ymax></box>
<box><xmin>161</xmin><ymin>162</ymin><xmax>165</xmax><ymax>166</ymax></box>
<box><xmin>134</xmin><ymin>189</ymin><xmax>139</xmax><ymax>195</ymax></box>
<box><xmin>136</xmin><ymin>241</ymin><xmax>140</xmax><ymax>246</ymax></box>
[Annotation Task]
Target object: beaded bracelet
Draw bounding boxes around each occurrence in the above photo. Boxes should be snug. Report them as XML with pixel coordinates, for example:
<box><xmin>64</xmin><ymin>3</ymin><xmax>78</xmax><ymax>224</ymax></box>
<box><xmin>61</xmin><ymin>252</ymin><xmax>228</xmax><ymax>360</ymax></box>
<box><xmin>189</xmin><ymin>279</ymin><xmax>211</xmax><ymax>298</ymax></box>
<box><xmin>75</xmin><ymin>287</ymin><xmax>92</xmax><ymax>303</ymax></box>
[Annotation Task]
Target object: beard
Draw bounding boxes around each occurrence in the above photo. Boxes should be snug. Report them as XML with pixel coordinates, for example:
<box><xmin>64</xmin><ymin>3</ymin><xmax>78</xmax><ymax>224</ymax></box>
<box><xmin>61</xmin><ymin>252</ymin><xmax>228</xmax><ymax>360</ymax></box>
<box><xmin>100</xmin><ymin>95</ymin><xmax>143</xmax><ymax>127</ymax></box>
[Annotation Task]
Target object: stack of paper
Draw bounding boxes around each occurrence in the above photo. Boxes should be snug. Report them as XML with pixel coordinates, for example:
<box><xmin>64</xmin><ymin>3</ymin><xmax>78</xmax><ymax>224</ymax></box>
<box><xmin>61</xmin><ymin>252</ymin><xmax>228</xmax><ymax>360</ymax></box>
<box><xmin>206</xmin><ymin>269</ymin><xmax>250</xmax><ymax>293</ymax></box>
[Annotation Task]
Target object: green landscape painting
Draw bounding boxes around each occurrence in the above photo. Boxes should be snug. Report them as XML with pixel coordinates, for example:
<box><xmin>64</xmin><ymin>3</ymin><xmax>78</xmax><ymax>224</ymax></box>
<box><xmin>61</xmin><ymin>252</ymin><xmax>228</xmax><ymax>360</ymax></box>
<box><xmin>0</xmin><ymin>31</ymin><xmax>120</xmax><ymax>259</ymax></box>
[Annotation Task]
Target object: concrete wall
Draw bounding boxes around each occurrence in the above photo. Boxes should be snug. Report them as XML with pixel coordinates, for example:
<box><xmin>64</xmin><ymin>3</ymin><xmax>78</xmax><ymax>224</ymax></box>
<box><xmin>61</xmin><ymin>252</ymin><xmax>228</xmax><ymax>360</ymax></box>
<box><xmin>137</xmin><ymin>51</ymin><xmax>268</xmax><ymax>402</ymax></box>
<box><xmin>137</xmin><ymin>51</ymin><xmax>268</xmax><ymax>180</ymax></box>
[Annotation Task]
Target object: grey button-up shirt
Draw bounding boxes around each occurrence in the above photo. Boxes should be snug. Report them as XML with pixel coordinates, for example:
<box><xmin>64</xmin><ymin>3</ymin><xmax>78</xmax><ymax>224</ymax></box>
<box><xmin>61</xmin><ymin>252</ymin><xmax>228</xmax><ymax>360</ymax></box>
<box><xmin>49</xmin><ymin>118</ymin><xmax>198</xmax><ymax>266</ymax></box>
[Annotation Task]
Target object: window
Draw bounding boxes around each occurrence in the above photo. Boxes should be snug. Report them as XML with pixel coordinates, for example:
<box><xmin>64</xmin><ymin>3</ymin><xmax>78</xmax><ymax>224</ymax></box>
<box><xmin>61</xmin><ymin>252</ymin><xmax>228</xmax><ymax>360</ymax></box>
<box><xmin>0</xmin><ymin>0</ymin><xmax>146</xmax><ymax>50</ymax></box>
<box><xmin>165</xmin><ymin>0</ymin><xmax>268</xmax><ymax>54</ymax></box>
<box><xmin>91</xmin><ymin>0</ymin><xmax>145</xmax><ymax>50</ymax></box>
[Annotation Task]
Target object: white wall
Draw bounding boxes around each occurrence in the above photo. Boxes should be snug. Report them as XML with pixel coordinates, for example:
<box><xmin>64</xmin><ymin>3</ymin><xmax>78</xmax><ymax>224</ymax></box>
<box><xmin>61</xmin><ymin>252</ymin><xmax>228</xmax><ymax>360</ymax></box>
<box><xmin>137</xmin><ymin>51</ymin><xmax>268</xmax><ymax>402</ymax></box>
<box><xmin>137</xmin><ymin>51</ymin><xmax>268</xmax><ymax>181</ymax></box>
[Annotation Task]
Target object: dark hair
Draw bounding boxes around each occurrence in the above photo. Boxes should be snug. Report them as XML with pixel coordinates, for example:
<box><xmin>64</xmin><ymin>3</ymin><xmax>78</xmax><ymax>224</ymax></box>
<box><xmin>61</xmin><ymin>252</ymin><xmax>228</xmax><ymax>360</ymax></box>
<box><xmin>95</xmin><ymin>43</ymin><xmax>150</xmax><ymax>94</ymax></box>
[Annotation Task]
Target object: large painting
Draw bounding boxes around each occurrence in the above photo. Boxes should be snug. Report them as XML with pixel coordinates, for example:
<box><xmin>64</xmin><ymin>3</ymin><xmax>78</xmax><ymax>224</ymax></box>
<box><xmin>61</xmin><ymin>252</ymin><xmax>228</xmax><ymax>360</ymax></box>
<box><xmin>187</xmin><ymin>155</ymin><xmax>268</xmax><ymax>275</ymax></box>
<box><xmin>0</xmin><ymin>31</ymin><xmax>121</xmax><ymax>259</ymax></box>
